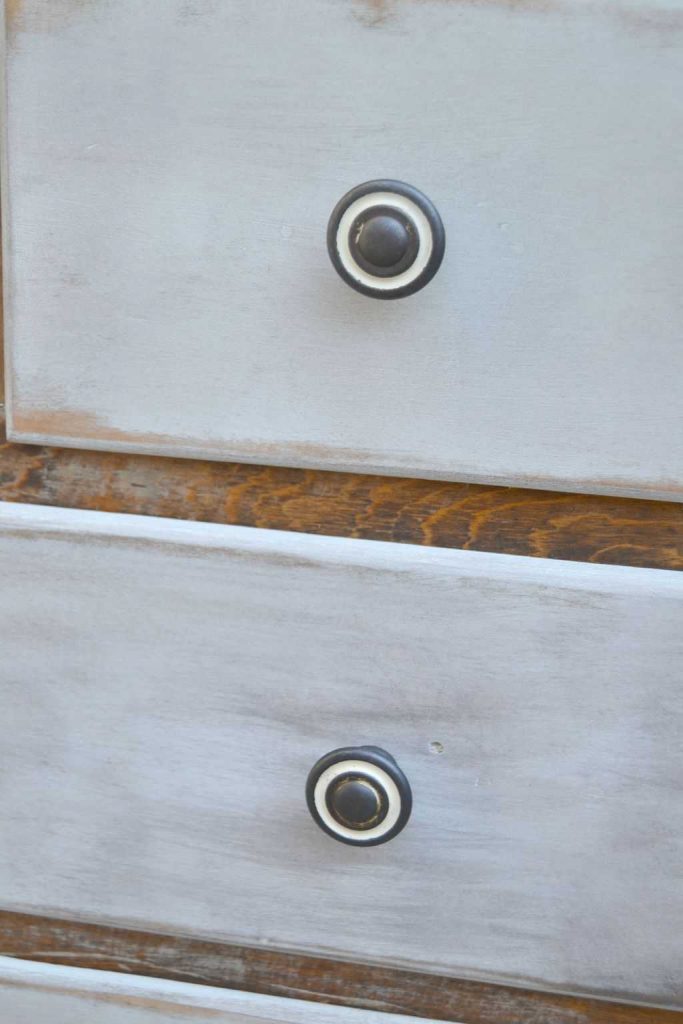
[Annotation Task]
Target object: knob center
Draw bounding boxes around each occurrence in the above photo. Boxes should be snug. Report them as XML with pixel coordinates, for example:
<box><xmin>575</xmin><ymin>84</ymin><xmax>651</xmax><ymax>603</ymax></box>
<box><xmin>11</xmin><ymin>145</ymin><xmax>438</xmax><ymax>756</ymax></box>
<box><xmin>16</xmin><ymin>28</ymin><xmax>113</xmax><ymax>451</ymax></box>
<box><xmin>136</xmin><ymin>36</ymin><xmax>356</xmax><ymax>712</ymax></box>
<box><xmin>327</xmin><ymin>775</ymin><xmax>388</xmax><ymax>830</ymax></box>
<box><xmin>347</xmin><ymin>204</ymin><xmax>420</xmax><ymax>279</ymax></box>
<box><xmin>356</xmin><ymin>213</ymin><xmax>410</xmax><ymax>268</ymax></box>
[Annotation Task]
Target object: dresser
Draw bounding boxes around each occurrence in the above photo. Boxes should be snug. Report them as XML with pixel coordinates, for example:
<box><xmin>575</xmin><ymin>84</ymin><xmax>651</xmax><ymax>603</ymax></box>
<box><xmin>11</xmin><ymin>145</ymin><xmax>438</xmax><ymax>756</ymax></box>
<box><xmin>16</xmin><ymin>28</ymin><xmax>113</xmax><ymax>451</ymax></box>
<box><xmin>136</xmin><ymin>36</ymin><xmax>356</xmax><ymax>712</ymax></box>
<box><xmin>1</xmin><ymin>2</ymin><xmax>682</xmax><ymax>1022</ymax></box>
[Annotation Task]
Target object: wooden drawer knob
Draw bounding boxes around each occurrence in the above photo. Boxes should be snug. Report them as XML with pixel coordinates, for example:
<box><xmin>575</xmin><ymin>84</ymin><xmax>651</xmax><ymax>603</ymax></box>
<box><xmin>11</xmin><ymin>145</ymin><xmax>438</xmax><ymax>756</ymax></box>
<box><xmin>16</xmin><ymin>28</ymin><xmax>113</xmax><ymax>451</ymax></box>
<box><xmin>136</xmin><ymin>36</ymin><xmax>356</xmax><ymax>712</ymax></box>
<box><xmin>306</xmin><ymin>746</ymin><xmax>412</xmax><ymax>846</ymax></box>
<box><xmin>327</xmin><ymin>180</ymin><xmax>445</xmax><ymax>299</ymax></box>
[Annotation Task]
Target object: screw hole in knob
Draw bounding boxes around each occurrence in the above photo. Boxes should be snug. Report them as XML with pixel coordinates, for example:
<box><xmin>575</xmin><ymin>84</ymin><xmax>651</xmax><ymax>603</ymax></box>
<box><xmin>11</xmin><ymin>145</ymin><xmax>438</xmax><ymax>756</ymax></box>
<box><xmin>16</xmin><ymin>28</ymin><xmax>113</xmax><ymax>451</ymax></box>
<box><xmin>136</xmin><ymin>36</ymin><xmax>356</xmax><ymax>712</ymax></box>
<box><xmin>327</xmin><ymin>180</ymin><xmax>445</xmax><ymax>299</ymax></box>
<box><xmin>306</xmin><ymin>746</ymin><xmax>412</xmax><ymax>846</ymax></box>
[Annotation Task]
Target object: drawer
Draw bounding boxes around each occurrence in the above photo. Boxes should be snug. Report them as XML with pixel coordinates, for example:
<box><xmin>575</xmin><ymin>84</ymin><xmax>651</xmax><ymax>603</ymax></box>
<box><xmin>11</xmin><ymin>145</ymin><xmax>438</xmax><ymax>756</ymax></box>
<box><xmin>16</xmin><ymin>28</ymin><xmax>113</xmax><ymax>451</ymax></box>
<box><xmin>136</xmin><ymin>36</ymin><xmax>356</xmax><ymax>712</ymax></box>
<box><xmin>0</xmin><ymin>502</ymin><xmax>681</xmax><ymax>1008</ymax></box>
<box><xmin>0</xmin><ymin>956</ymin><xmax>439</xmax><ymax>1024</ymax></box>
<box><xmin>2</xmin><ymin>1</ymin><xmax>683</xmax><ymax>500</ymax></box>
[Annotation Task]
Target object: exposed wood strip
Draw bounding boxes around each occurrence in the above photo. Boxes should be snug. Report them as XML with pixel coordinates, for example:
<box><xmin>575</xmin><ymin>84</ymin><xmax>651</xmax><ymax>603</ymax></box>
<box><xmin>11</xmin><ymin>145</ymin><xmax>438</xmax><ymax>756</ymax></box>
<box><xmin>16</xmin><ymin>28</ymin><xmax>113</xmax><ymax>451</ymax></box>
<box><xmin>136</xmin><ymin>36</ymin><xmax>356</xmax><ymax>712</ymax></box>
<box><xmin>0</xmin><ymin>414</ymin><xmax>681</xmax><ymax>568</ymax></box>
<box><xmin>0</xmin><ymin>912</ymin><xmax>678</xmax><ymax>1024</ymax></box>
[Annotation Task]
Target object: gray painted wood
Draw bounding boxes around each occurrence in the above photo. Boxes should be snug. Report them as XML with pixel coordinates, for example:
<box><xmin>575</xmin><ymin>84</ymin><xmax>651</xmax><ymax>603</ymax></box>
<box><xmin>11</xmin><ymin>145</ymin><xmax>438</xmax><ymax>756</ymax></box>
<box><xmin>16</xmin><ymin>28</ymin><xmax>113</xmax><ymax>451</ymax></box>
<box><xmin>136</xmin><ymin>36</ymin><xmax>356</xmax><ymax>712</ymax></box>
<box><xmin>0</xmin><ymin>503</ymin><xmax>681</xmax><ymax>1007</ymax></box>
<box><xmin>2</xmin><ymin>1</ymin><xmax>683</xmax><ymax>500</ymax></box>
<box><xmin>0</xmin><ymin>956</ymin><xmax>445</xmax><ymax>1024</ymax></box>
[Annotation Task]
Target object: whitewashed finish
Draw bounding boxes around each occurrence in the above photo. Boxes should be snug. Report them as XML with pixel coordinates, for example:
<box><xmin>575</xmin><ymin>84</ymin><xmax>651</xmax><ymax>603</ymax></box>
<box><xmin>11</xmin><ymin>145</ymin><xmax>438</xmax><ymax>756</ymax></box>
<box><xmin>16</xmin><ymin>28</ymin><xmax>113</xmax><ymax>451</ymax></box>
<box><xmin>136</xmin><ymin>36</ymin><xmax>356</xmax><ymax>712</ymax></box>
<box><xmin>0</xmin><ymin>503</ymin><xmax>682</xmax><ymax>1007</ymax></box>
<box><xmin>0</xmin><ymin>957</ymin><xmax>447</xmax><ymax>1024</ymax></box>
<box><xmin>2</xmin><ymin>1</ymin><xmax>683</xmax><ymax>500</ymax></box>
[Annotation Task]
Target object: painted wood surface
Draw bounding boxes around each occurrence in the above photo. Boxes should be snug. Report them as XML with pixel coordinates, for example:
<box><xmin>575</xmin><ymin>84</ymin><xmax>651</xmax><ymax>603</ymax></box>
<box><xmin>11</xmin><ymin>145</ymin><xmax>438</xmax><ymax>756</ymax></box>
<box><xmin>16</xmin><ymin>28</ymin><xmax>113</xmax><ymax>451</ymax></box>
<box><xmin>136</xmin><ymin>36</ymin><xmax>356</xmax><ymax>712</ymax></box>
<box><xmin>0</xmin><ymin>503</ymin><xmax>681</xmax><ymax>1008</ymax></box>
<box><xmin>2</xmin><ymin>913</ymin><xmax>680</xmax><ymax>1024</ymax></box>
<box><xmin>3</xmin><ymin>1</ymin><xmax>683</xmax><ymax>500</ymax></box>
<box><xmin>0</xmin><ymin>956</ymin><xmax>447</xmax><ymax>1024</ymax></box>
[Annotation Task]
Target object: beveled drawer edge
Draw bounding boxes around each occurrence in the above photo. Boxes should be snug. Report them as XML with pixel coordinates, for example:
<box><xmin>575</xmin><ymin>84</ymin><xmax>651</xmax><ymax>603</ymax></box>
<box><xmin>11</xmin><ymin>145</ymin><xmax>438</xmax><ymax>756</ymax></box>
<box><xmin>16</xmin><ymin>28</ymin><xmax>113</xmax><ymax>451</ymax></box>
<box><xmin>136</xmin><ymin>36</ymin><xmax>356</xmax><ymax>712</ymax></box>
<box><xmin>0</xmin><ymin>954</ymin><xmax>450</xmax><ymax>1024</ymax></box>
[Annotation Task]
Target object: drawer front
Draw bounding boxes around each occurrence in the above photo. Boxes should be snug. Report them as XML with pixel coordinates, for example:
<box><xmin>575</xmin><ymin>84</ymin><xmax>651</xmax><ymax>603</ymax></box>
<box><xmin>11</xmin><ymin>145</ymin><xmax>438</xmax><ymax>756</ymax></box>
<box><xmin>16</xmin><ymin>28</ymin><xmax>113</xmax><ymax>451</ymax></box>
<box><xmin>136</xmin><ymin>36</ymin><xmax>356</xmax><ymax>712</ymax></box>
<box><xmin>0</xmin><ymin>956</ymin><xmax>439</xmax><ymax>1024</ymax></box>
<box><xmin>3</xmin><ymin>1</ymin><xmax>683</xmax><ymax>500</ymax></box>
<box><xmin>0</xmin><ymin>503</ymin><xmax>681</xmax><ymax>1007</ymax></box>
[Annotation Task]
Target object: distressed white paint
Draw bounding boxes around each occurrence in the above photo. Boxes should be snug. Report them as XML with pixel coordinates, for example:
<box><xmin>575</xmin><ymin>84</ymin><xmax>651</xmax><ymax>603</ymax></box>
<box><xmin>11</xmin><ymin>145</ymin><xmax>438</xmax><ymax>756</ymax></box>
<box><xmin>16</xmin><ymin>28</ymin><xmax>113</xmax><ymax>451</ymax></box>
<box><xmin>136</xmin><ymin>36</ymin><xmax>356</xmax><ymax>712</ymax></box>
<box><xmin>0</xmin><ymin>956</ymin><xmax>447</xmax><ymax>1024</ymax></box>
<box><xmin>2</xmin><ymin>1</ymin><xmax>683</xmax><ymax>499</ymax></box>
<box><xmin>0</xmin><ymin>502</ymin><xmax>682</xmax><ymax>1007</ymax></box>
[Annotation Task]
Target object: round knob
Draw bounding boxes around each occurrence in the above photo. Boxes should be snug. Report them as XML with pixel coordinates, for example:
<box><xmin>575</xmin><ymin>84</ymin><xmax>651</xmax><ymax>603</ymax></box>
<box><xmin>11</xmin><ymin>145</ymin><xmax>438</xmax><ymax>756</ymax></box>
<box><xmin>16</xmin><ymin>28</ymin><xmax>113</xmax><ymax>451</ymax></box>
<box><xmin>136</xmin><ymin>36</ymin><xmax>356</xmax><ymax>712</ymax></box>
<box><xmin>327</xmin><ymin>180</ymin><xmax>445</xmax><ymax>299</ymax></box>
<box><xmin>306</xmin><ymin>746</ymin><xmax>412</xmax><ymax>846</ymax></box>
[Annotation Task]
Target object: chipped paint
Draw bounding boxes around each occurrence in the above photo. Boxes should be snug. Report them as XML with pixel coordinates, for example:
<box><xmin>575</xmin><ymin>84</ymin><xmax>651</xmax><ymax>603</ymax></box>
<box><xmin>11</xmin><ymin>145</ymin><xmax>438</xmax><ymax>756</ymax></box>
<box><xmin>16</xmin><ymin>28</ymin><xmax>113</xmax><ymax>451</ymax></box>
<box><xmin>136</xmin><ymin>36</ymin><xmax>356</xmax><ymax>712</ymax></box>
<box><xmin>7</xmin><ymin>404</ymin><xmax>683</xmax><ymax>506</ymax></box>
<box><xmin>9</xmin><ymin>404</ymin><xmax>397</xmax><ymax>473</ymax></box>
<box><xmin>352</xmin><ymin>0</ymin><xmax>561</xmax><ymax>29</ymax></box>
<box><xmin>3</xmin><ymin>0</ymin><xmax>21</xmax><ymax>29</ymax></box>
<box><xmin>4</xmin><ymin>0</ymin><xmax>97</xmax><ymax>38</ymax></box>
<box><xmin>351</xmin><ymin>0</ymin><xmax>683</xmax><ymax>31</ymax></box>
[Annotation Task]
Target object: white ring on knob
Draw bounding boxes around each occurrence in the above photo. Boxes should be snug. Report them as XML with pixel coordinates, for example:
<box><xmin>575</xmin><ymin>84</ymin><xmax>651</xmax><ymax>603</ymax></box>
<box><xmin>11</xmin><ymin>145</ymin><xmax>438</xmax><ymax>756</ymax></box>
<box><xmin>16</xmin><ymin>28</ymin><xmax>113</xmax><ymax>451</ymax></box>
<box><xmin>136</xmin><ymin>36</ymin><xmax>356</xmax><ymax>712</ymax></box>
<box><xmin>312</xmin><ymin>758</ymin><xmax>402</xmax><ymax>843</ymax></box>
<box><xmin>335</xmin><ymin>192</ymin><xmax>434</xmax><ymax>294</ymax></box>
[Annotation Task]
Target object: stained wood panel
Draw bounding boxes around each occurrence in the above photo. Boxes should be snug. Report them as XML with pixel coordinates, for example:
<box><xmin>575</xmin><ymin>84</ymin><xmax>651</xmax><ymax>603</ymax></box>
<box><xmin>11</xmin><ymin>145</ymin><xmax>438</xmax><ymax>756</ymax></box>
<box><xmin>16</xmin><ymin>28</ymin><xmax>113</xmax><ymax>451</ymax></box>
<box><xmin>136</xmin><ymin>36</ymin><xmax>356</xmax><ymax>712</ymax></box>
<box><xmin>0</xmin><ymin>502</ymin><xmax>682</xmax><ymax>1007</ymax></box>
<box><xmin>3</xmin><ymin>0</ymin><xmax>683</xmax><ymax>498</ymax></box>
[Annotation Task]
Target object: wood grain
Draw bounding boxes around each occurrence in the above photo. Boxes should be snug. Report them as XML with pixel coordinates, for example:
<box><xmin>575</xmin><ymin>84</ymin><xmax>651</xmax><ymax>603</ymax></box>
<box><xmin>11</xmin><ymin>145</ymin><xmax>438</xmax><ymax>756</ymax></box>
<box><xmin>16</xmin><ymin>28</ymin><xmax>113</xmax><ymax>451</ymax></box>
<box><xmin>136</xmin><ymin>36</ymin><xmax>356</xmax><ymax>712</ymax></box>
<box><xmin>1</xmin><ymin>413</ymin><xmax>681</xmax><ymax>568</ymax></box>
<box><xmin>0</xmin><ymin>912</ymin><xmax>678</xmax><ymax>1024</ymax></box>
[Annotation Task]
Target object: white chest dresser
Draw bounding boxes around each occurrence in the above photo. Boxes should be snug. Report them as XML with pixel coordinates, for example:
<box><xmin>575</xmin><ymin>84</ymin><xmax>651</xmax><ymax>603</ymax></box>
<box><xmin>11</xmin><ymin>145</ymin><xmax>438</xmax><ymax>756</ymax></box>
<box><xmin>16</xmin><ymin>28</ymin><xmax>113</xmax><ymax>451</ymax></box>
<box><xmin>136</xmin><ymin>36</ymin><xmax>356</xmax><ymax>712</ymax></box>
<box><xmin>1</xmin><ymin>2</ymin><xmax>682</xmax><ymax>1023</ymax></box>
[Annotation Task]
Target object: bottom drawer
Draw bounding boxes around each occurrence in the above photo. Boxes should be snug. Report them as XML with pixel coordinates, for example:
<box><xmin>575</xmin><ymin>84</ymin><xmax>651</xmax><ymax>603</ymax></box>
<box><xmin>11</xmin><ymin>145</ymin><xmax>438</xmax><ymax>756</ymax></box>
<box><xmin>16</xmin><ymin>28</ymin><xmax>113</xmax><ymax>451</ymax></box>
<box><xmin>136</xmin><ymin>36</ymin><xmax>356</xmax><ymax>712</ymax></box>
<box><xmin>0</xmin><ymin>503</ymin><xmax>681</xmax><ymax>1008</ymax></box>
<box><xmin>0</xmin><ymin>956</ymin><xmax>438</xmax><ymax>1024</ymax></box>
